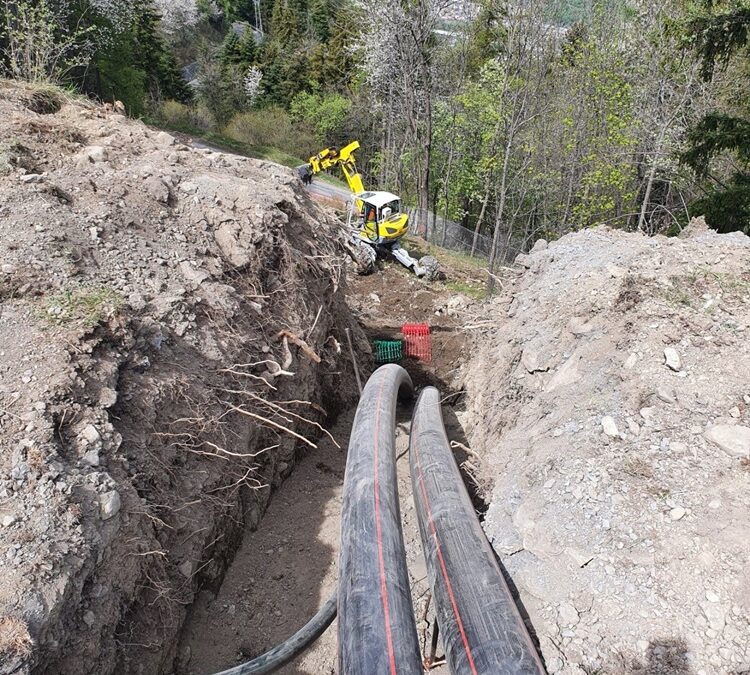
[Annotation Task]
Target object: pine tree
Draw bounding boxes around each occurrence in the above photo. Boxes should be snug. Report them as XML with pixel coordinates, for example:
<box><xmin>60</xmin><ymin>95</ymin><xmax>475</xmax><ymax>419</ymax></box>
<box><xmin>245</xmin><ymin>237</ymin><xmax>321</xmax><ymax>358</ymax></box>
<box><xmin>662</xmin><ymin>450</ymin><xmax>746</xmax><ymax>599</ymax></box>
<box><xmin>682</xmin><ymin>1</ymin><xmax>750</xmax><ymax>233</ymax></box>
<box><xmin>236</xmin><ymin>25</ymin><xmax>257</xmax><ymax>65</ymax></box>
<box><xmin>309</xmin><ymin>0</ymin><xmax>330</xmax><ymax>41</ymax></box>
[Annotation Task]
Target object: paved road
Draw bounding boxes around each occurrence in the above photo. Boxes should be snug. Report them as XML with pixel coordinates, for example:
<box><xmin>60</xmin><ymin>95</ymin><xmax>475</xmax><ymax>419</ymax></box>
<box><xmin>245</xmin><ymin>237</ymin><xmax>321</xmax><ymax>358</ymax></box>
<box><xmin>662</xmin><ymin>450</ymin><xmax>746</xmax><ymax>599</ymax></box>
<box><xmin>184</xmin><ymin>136</ymin><xmax>350</xmax><ymax>207</ymax></box>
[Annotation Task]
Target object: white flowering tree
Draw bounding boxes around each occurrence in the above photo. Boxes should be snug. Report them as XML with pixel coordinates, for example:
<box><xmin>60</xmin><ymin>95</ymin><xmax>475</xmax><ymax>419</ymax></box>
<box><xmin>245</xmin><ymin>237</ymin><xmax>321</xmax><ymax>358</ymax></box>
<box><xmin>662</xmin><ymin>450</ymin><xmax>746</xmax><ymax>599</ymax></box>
<box><xmin>153</xmin><ymin>0</ymin><xmax>198</xmax><ymax>35</ymax></box>
<box><xmin>243</xmin><ymin>65</ymin><xmax>263</xmax><ymax>105</ymax></box>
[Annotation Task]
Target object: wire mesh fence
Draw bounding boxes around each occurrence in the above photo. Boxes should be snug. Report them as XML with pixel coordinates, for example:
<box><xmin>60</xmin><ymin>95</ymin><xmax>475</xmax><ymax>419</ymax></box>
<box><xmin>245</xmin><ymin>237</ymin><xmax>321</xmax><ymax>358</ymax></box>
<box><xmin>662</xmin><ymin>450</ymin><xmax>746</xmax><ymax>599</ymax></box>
<box><xmin>406</xmin><ymin>208</ymin><xmax>493</xmax><ymax>259</ymax></box>
<box><xmin>406</xmin><ymin>208</ymin><xmax>526</xmax><ymax>264</ymax></box>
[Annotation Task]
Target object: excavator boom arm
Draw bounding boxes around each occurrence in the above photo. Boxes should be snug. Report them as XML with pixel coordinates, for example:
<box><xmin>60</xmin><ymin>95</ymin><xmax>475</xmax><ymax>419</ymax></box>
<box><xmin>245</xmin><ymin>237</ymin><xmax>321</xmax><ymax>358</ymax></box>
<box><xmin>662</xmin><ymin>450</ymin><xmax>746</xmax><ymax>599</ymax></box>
<box><xmin>305</xmin><ymin>141</ymin><xmax>365</xmax><ymax>195</ymax></box>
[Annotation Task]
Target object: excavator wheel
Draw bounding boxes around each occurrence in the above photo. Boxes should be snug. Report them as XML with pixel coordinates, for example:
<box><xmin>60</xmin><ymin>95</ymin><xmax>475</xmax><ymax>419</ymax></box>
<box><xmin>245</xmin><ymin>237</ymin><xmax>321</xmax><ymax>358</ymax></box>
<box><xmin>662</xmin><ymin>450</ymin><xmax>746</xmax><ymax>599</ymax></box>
<box><xmin>350</xmin><ymin>238</ymin><xmax>377</xmax><ymax>275</ymax></box>
<box><xmin>418</xmin><ymin>256</ymin><xmax>441</xmax><ymax>281</ymax></box>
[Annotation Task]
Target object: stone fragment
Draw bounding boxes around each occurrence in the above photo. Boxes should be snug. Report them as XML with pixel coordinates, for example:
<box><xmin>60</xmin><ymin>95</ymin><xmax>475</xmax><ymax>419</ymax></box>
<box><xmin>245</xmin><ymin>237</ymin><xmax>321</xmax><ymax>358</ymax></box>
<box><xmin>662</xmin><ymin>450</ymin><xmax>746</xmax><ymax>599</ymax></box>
<box><xmin>701</xmin><ymin>603</ymin><xmax>726</xmax><ymax>631</ymax></box>
<box><xmin>601</xmin><ymin>416</ymin><xmax>619</xmax><ymax>437</ymax></box>
<box><xmin>80</xmin><ymin>449</ymin><xmax>100</xmax><ymax>467</ymax></box>
<box><xmin>81</xmin><ymin>424</ymin><xmax>100</xmax><ymax>444</ymax></box>
<box><xmin>83</xmin><ymin>610</ymin><xmax>95</xmax><ymax>627</ymax></box>
<box><xmin>179</xmin><ymin>561</ymin><xmax>193</xmax><ymax>578</ymax></box>
<box><xmin>85</xmin><ymin>146</ymin><xmax>108</xmax><ymax>163</ymax></box>
<box><xmin>704</xmin><ymin>425</ymin><xmax>750</xmax><ymax>457</ymax></box>
<box><xmin>20</xmin><ymin>173</ymin><xmax>45</xmax><ymax>183</ymax></box>
<box><xmin>558</xmin><ymin>603</ymin><xmax>579</xmax><ymax>627</ymax></box>
<box><xmin>531</xmin><ymin>238</ymin><xmax>548</xmax><ymax>252</ymax></box>
<box><xmin>99</xmin><ymin>490</ymin><xmax>121</xmax><ymax>520</ymax></box>
<box><xmin>669</xmin><ymin>507</ymin><xmax>686</xmax><ymax>521</ymax></box>
<box><xmin>664</xmin><ymin>347</ymin><xmax>681</xmax><ymax>371</ymax></box>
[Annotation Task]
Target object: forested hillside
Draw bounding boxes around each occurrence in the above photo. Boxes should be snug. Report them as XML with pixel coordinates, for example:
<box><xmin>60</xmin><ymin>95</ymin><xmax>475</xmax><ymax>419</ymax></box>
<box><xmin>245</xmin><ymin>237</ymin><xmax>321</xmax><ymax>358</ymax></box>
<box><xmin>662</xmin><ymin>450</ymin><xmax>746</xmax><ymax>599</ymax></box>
<box><xmin>2</xmin><ymin>0</ymin><xmax>749</xmax><ymax>263</ymax></box>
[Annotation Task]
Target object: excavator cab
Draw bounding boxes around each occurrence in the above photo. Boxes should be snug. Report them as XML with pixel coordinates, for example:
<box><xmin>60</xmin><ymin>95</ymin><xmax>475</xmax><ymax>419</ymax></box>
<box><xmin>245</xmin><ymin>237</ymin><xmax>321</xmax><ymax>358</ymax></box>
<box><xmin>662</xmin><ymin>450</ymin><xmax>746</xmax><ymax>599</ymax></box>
<box><xmin>355</xmin><ymin>192</ymin><xmax>409</xmax><ymax>244</ymax></box>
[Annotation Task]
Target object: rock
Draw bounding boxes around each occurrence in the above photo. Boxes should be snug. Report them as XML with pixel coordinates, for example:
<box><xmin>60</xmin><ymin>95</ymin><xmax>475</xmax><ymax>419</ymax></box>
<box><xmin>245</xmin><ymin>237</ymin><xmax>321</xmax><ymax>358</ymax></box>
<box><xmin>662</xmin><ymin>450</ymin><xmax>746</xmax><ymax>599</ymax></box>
<box><xmin>154</xmin><ymin>131</ymin><xmax>176</xmax><ymax>146</ymax></box>
<box><xmin>656</xmin><ymin>386</ymin><xmax>676</xmax><ymax>404</ymax></box>
<box><xmin>544</xmin><ymin>354</ymin><xmax>582</xmax><ymax>392</ymax></box>
<box><xmin>20</xmin><ymin>173</ymin><xmax>45</xmax><ymax>183</ymax></box>
<box><xmin>83</xmin><ymin>610</ymin><xmax>96</xmax><ymax>627</ymax></box>
<box><xmin>531</xmin><ymin>238</ymin><xmax>548</xmax><ymax>252</ymax></box>
<box><xmin>664</xmin><ymin>347</ymin><xmax>681</xmax><ymax>371</ymax></box>
<box><xmin>522</xmin><ymin>348</ymin><xmax>546</xmax><ymax>373</ymax></box>
<box><xmin>515</xmin><ymin>253</ymin><xmax>532</xmax><ymax>269</ymax></box>
<box><xmin>80</xmin><ymin>449</ymin><xmax>100</xmax><ymax>467</ymax></box>
<box><xmin>565</xmin><ymin>548</ymin><xmax>593</xmax><ymax>568</ymax></box>
<box><xmin>669</xmin><ymin>507</ymin><xmax>686</xmax><ymax>521</ymax></box>
<box><xmin>701</xmin><ymin>602</ymin><xmax>725</xmax><ymax>631</ymax></box>
<box><xmin>99</xmin><ymin>490</ymin><xmax>121</xmax><ymax>520</ymax></box>
<box><xmin>729</xmin><ymin>406</ymin><xmax>741</xmax><ymax>419</ymax></box>
<box><xmin>179</xmin><ymin>261</ymin><xmax>210</xmax><ymax>286</ymax></box>
<box><xmin>640</xmin><ymin>407</ymin><xmax>656</xmax><ymax>422</ymax></box>
<box><xmin>179</xmin><ymin>560</ymin><xmax>193</xmax><ymax>578</ymax></box>
<box><xmin>679</xmin><ymin>215</ymin><xmax>709</xmax><ymax>239</ymax></box>
<box><xmin>99</xmin><ymin>388</ymin><xmax>118</xmax><ymax>407</ymax></box>
<box><xmin>704</xmin><ymin>425</ymin><xmax>750</xmax><ymax>457</ymax></box>
<box><xmin>558</xmin><ymin>603</ymin><xmax>579</xmax><ymax>627</ymax></box>
<box><xmin>568</xmin><ymin>316</ymin><xmax>593</xmax><ymax>336</ymax></box>
<box><xmin>81</xmin><ymin>424</ymin><xmax>100</xmax><ymax>444</ymax></box>
<box><xmin>623</xmin><ymin>353</ymin><xmax>638</xmax><ymax>369</ymax></box>
<box><xmin>85</xmin><ymin>146</ymin><xmax>108</xmax><ymax>163</ymax></box>
<box><xmin>1</xmin><ymin>514</ymin><xmax>17</xmax><ymax>527</ymax></box>
<box><xmin>601</xmin><ymin>416</ymin><xmax>619</xmax><ymax>438</ymax></box>
<box><xmin>1</xmin><ymin>263</ymin><xmax>16</xmax><ymax>274</ymax></box>
<box><xmin>706</xmin><ymin>590</ymin><xmax>720</xmax><ymax>603</ymax></box>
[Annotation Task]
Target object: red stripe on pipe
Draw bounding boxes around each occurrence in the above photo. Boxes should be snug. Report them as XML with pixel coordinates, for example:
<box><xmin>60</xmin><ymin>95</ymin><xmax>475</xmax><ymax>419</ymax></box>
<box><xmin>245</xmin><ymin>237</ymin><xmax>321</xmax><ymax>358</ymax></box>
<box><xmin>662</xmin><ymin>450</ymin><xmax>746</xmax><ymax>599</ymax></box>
<box><xmin>413</xmin><ymin>421</ymin><xmax>479</xmax><ymax>675</ymax></box>
<box><xmin>373</xmin><ymin>374</ymin><xmax>399</xmax><ymax>675</ymax></box>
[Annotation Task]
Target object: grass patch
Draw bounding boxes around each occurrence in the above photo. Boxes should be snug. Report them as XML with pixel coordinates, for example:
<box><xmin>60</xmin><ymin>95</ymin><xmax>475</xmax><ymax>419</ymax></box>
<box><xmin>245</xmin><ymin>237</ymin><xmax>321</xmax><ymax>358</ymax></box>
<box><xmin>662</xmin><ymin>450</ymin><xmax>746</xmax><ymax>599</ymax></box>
<box><xmin>444</xmin><ymin>280</ymin><xmax>486</xmax><ymax>300</ymax></box>
<box><xmin>42</xmin><ymin>286</ymin><xmax>122</xmax><ymax>328</ymax></box>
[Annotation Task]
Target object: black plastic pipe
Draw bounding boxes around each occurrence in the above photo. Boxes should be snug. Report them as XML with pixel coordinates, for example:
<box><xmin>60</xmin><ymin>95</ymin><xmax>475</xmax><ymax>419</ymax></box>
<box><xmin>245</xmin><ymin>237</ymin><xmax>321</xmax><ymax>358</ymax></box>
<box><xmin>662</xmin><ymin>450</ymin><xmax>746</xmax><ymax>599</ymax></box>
<box><xmin>212</xmin><ymin>592</ymin><xmax>337</xmax><ymax>675</ymax></box>
<box><xmin>410</xmin><ymin>387</ymin><xmax>546</xmax><ymax>675</ymax></box>
<box><xmin>338</xmin><ymin>364</ymin><xmax>422</xmax><ymax>675</ymax></box>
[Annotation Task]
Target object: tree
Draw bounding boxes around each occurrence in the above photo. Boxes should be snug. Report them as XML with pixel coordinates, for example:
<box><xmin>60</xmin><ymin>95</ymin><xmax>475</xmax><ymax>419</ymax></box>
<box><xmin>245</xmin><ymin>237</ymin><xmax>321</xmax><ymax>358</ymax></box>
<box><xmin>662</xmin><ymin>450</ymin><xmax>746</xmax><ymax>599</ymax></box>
<box><xmin>1</xmin><ymin>0</ymin><xmax>93</xmax><ymax>82</ymax></box>
<box><xmin>682</xmin><ymin>0</ymin><xmax>750</xmax><ymax>233</ymax></box>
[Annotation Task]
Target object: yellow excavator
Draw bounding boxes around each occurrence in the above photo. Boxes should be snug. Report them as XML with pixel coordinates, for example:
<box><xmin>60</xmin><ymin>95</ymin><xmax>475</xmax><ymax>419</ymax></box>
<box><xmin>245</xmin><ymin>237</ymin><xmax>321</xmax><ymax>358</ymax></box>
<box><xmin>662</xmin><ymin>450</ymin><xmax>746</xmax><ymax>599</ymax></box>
<box><xmin>298</xmin><ymin>141</ymin><xmax>439</xmax><ymax>279</ymax></box>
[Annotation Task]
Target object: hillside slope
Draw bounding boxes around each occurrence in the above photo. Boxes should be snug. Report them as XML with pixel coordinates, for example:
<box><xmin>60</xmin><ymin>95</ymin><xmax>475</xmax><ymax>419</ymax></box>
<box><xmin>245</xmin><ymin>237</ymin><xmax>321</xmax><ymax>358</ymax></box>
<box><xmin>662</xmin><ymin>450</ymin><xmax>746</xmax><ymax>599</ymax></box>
<box><xmin>0</xmin><ymin>81</ymin><xmax>363</xmax><ymax>674</ymax></box>
<box><xmin>463</xmin><ymin>223</ymin><xmax>750</xmax><ymax>674</ymax></box>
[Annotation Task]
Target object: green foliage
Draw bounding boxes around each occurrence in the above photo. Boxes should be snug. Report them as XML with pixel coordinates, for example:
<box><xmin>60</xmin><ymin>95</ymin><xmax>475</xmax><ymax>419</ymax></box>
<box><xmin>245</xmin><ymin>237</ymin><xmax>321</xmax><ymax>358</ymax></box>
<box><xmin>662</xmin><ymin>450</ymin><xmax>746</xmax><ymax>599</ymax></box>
<box><xmin>198</xmin><ymin>52</ymin><xmax>248</xmax><ymax>126</ymax></box>
<box><xmin>223</xmin><ymin>106</ymin><xmax>316</xmax><ymax>157</ymax></box>
<box><xmin>689</xmin><ymin>173</ymin><xmax>750</xmax><ymax>233</ymax></box>
<box><xmin>0</xmin><ymin>0</ymin><xmax>94</xmax><ymax>83</ymax></box>
<box><xmin>155</xmin><ymin>99</ymin><xmax>214</xmax><ymax>132</ymax></box>
<box><xmin>682</xmin><ymin>0</ymin><xmax>750</xmax><ymax>233</ymax></box>
<box><xmin>686</xmin><ymin>2</ymin><xmax>750</xmax><ymax>80</ymax></box>
<box><xmin>290</xmin><ymin>90</ymin><xmax>351</xmax><ymax>142</ymax></box>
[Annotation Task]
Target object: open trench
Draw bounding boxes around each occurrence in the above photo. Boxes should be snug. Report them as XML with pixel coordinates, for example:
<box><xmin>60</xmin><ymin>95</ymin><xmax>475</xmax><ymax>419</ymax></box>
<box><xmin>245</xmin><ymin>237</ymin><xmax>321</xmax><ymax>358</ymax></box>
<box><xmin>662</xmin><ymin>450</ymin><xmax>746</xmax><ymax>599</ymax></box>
<box><xmin>173</xmin><ymin>264</ymin><xmax>486</xmax><ymax>674</ymax></box>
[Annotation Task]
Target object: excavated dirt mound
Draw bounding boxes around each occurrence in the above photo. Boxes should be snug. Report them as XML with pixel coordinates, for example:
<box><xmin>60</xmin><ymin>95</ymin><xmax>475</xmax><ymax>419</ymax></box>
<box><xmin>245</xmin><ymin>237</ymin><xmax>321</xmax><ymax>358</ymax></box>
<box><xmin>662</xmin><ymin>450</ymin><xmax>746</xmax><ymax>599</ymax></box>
<box><xmin>462</xmin><ymin>225</ymin><xmax>750</xmax><ymax>674</ymax></box>
<box><xmin>0</xmin><ymin>81</ymin><xmax>365</xmax><ymax>674</ymax></box>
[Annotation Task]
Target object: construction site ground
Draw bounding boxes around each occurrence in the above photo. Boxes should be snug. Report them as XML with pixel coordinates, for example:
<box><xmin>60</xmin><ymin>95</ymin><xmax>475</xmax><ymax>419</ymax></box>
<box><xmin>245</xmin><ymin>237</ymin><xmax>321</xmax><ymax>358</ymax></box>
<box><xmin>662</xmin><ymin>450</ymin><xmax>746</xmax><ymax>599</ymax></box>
<box><xmin>2</xmin><ymin>81</ymin><xmax>750</xmax><ymax>675</ymax></box>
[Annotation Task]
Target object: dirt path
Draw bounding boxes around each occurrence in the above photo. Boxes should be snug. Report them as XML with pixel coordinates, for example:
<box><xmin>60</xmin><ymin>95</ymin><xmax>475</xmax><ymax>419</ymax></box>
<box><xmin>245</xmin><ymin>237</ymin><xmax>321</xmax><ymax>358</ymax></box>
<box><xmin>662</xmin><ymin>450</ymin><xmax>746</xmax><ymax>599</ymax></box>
<box><xmin>177</xmin><ymin>395</ymin><xmax>476</xmax><ymax>674</ymax></box>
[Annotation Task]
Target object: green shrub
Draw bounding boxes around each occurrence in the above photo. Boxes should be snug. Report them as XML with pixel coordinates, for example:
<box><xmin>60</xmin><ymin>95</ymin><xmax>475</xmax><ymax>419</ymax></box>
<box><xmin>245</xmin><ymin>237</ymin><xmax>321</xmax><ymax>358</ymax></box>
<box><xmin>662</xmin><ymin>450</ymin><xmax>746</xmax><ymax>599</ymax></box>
<box><xmin>156</xmin><ymin>100</ymin><xmax>214</xmax><ymax>133</ymax></box>
<box><xmin>223</xmin><ymin>107</ymin><xmax>316</xmax><ymax>157</ymax></box>
<box><xmin>290</xmin><ymin>91</ymin><xmax>351</xmax><ymax>144</ymax></box>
